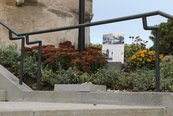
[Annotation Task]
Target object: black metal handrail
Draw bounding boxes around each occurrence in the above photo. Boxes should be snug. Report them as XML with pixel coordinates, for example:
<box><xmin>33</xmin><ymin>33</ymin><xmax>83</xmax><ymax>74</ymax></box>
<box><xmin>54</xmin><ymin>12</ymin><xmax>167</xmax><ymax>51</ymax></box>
<box><xmin>16</xmin><ymin>11</ymin><xmax>173</xmax><ymax>36</ymax></box>
<box><xmin>0</xmin><ymin>22</ymin><xmax>18</xmax><ymax>35</ymax></box>
<box><xmin>0</xmin><ymin>22</ymin><xmax>42</xmax><ymax>89</ymax></box>
<box><xmin>1</xmin><ymin>11</ymin><xmax>173</xmax><ymax>91</ymax></box>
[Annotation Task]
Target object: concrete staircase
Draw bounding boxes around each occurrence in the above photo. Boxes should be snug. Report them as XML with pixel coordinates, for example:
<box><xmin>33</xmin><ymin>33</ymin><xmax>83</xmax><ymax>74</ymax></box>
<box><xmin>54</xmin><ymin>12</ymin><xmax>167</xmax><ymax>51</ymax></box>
<box><xmin>0</xmin><ymin>89</ymin><xmax>169</xmax><ymax>116</ymax></box>
<box><xmin>0</xmin><ymin>65</ymin><xmax>172</xmax><ymax>116</ymax></box>
<box><xmin>0</xmin><ymin>65</ymin><xmax>32</xmax><ymax>100</ymax></box>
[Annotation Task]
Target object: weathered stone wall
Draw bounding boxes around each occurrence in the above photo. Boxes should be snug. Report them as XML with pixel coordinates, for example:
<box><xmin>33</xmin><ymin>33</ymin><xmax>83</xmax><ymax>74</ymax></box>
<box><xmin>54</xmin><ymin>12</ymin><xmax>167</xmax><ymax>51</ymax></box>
<box><xmin>0</xmin><ymin>0</ymin><xmax>92</xmax><ymax>48</ymax></box>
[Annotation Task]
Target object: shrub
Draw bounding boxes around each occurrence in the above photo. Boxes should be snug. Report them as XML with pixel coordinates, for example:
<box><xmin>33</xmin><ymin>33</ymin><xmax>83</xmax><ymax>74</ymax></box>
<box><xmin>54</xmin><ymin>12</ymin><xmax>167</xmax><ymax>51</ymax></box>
<box><xmin>91</xmin><ymin>67</ymin><xmax>119</xmax><ymax>89</ymax></box>
<box><xmin>41</xmin><ymin>66</ymin><xmax>54</xmax><ymax>84</ymax></box>
<box><xmin>125</xmin><ymin>44</ymin><xmax>145</xmax><ymax>59</ymax></box>
<box><xmin>79</xmin><ymin>73</ymin><xmax>92</xmax><ymax>83</ymax></box>
<box><xmin>49</xmin><ymin>68</ymin><xmax>81</xmax><ymax>85</ymax></box>
<box><xmin>125</xmin><ymin>36</ymin><xmax>147</xmax><ymax>59</ymax></box>
<box><xmin>90</xmin><ymin>44</ymin><xmax>102</xmax><ymax>50</ymax></box>
<box><xmin>23</xmin><ymin>55</ymin><xmax>37</xmax><ymax>80</ymax></box>
<box><xmin>42</xmin><ymin>66</ymin><xmax>93</xmax><ymax>86</ymax></box>
<box><xmin>160</xmin><ymin>55</ymin><xmax>173</xmax><ymax>91</ymax></box>
<box><xmin>130</xmin><ymin>49</ymin><xmax>164</xmax><ymax>69</ymax></box>
<box><xmin>24</xmin><ymin>41</ymin><xmax>107</xmax><ymax>73</ymax></box>
<box><xmin>117</xmin><ymin>69</ymin><xmax>155</xmax><ymax>91</ymax></box>
<box><xmin>1</xmin><ymin>44</ymin><xmax>173</xmax><ymax>92</ymax></box>
<box><xmin>124</xmin><ymin>36</ymin><xmax>148</xmax><ymax>71</ymax></box>
<box><xmin>0</xmin><ymin>44</ymin><xmax>19</xmax><ymax>75</ymax></box>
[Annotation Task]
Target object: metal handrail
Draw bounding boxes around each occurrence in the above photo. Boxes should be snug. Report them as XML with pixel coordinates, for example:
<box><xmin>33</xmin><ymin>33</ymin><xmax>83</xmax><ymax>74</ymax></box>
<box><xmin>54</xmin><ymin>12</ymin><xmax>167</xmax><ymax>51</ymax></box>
<box><xmin>16</xmin><ymin>11</ymin><xmax>173</xmax><ymax>36</ymax></box>
<box><xmin>0</xmin><ymin>22</ymin><xmax>18</xmax><ymax>35</ymax></box>
<box><xmin>0</xmin><ymin>22</ymin><xmax>41</xmax><ymax>89</ymax></box>
<box><xmin>0</xmin><ymin>11</ymin><xmax>173</xmax><ymax>91</ymax></box>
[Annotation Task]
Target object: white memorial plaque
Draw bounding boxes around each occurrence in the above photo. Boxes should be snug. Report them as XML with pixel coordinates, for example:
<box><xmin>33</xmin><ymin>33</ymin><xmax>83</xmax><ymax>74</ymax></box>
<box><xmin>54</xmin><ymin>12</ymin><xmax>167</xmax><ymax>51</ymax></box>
<box><xmin>102</xmin><ymin>33</ymin><xmax>124</xmax><ymax>63</ymax></box>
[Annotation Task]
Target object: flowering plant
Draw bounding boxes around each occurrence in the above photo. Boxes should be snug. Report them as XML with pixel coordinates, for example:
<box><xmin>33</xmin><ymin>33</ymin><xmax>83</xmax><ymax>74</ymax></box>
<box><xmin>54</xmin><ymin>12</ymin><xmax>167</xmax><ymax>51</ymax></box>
<box><xmin>130</xmin><ymin>49</ymin><xmax>164</xmax><ymax>69</ymax></box>
<box><xmin>24</xmin><ymin>41</ymin><xmax>107</xmax><ymax>73</ymax></box>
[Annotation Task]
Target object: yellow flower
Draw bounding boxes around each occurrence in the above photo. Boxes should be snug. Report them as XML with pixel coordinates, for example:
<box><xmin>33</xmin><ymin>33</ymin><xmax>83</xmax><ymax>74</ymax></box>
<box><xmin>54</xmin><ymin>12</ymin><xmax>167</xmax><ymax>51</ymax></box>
<box><xmin>138</xmin><ymin>58</ymin><xmax>142</xmax><ymax>61</ymax></box>
<box><xmin>147</xmin><ymin>58</ymin><xmax>152</xmax><ymax>62</ymax></box>
<box><xmin>153</xmin><ymin>57</ymin><xmax>156</xmax><ymax>60</ymax></box>
<box><xmin>148</xmin><ymin>51</ymin><xmax>155</xmax><ymax>55</ymax></box>
<box><xmin>159</xmin><ymin>54</ymin><xmax>164</xmax><ymax>59</ymax></box>
<box><xmin>141</xmin><ymin>53</ymin><xmax>145</xmax><ymax>57</ymax></box>
<box><xmin>131</xmin><ymin>55</ymin><xmax>136</xmax><ymax>60</ymax></box>
<box><xmin>142</xmin><ymin>50</ymin><xmax>147</xmax><ymax>53</ymax></box>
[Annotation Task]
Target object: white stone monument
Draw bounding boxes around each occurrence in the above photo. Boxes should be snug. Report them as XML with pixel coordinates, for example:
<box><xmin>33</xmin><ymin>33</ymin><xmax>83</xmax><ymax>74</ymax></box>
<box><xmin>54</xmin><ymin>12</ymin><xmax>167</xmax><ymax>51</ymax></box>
<box><xmin>102</xmin><ymin>33</ymin><xmax>124</xmax><ymax>63</ymax></box>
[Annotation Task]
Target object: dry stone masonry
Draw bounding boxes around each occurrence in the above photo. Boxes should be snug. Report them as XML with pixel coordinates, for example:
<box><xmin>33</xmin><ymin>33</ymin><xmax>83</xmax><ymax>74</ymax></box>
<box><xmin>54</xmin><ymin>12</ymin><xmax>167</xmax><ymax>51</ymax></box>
<box><xmin>0</xmin><ymin>0</ymin><xmax>92</xmax><ymax>48</ymax></box>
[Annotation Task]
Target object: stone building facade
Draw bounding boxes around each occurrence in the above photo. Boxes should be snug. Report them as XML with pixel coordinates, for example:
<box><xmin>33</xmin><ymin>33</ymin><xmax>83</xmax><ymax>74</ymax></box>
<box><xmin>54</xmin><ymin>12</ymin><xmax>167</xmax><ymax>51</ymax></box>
<box><xmin>0</xmin><ymin>0</ymin><xmax>92</xmax><ymax>48</ymax></box>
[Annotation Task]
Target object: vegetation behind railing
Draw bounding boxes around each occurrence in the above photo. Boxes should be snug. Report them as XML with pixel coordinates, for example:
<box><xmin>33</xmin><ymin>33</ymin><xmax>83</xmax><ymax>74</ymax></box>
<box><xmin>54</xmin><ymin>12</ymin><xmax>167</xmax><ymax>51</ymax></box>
<box><xmin>0</xmin><ymin>11</ymin><xmax>173</xmax><ymax>91</ymax></box>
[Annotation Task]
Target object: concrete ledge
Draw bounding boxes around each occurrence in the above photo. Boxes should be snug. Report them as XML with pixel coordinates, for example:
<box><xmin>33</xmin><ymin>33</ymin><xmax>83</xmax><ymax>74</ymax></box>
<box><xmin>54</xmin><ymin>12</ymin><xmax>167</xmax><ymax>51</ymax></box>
<box><xmin>163</xmin><ymin>93</ymin><xmax>173</xmax><ymax>116</ymax></box>
<box><xmin>0</xmin><ymin>90</ymin><xmax>6</xmax><ymax>101</ymax></box>
<box><xmin>54</xmin><ymin>84</ymin><xmax>106</xmax><ymax>92</ymax></box>
<box><xmin>22</xmin><ymin>91</ymin><xmax>164</xmax><ymax>106</ymax></box>
<box><xmin>0</xmin><ymin>110</ymin><xmax>32</xmax><ymax>116</ymax></box>
<box><xmin>0</xmin><ymin>65</ymin><xmax>32</xmax><ymax>100</ymax></box>
<box><xmin>0</xmin><ymin>102</ymin><xmax>166</xmax><ymax>116</ymax></box>
<box><xmin>34</xmin><ymin>109</ymin><xmax>165</xmax><ymax>116</ymax></box>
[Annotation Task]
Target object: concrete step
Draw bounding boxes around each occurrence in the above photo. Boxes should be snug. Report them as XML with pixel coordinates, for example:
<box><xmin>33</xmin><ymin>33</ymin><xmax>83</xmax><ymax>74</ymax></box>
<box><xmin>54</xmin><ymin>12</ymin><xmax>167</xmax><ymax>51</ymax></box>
<box><xmin>0</xmin><ymin>65</ymin><xmax>32</xmax><ymax>100</ymax></box>
<box><xmin>0</xmin><ymin>90</ymin><xmax>6</xmax><ymax>101</ymax></box>
<box><xmin>0</xmin><ymin>102</ymin><xmax>166</xmax><ymax>116</ymax></box>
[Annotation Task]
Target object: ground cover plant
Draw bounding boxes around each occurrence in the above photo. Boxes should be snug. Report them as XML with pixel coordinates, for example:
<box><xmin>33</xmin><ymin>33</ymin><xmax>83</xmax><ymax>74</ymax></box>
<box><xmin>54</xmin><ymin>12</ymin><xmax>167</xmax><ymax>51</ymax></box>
<box><xmin>24</xmin><ymin>41</ymin><xmax>107</xmax><ymax>73</ymax></box>
<box><xmin>0</xmin><ymin>39</ymin><xmax>173</xmax><ymax>91</ymax></box>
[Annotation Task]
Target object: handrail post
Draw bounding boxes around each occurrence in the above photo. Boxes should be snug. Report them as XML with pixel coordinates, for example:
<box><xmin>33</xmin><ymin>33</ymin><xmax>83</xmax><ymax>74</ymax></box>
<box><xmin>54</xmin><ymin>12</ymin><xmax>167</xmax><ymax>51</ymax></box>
<box><xmin>9</xmin><ymin>31</ymin><xmax>25</xmax><ymax>85</ymax></box>
<box><xmin>25</xmin><ymin>35</ymin><xmax>42</xmax><ymax>90</ymax></box>
<box><xmin>142</xmin><ymin>17</ymin><xmax>160</xmax><ymax>92</ymax></box>
<box><xmin>37</xmin><ymin>41</ymin><xmax>42</xmax><ymax>90</ymax></box>
<box><xmin>19</xmin><ymin>37</ymin><xmax>25</xmax><ymax>85</ymax></box>
<box><xmin>155</xmin><ymin>29</ymin><xmax>160</xmax><ymax>92</ymax></box>
<box><xmin>78</xmin><ymin>0</ymin><xmax>85</xmax><ymax>51</ymax></box>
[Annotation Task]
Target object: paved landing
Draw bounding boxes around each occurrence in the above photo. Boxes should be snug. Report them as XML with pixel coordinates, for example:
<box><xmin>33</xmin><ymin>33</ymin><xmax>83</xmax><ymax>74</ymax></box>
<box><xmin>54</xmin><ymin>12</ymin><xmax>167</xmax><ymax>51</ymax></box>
<box><xmin>0</xmin><ymin>102</ymin><xmax>166</xmax><ymax>116</ymax></box>
<box><xmin>0</xmin><ymin>102</ymin><xmax>164</xmax><ymax>110</ymax></box>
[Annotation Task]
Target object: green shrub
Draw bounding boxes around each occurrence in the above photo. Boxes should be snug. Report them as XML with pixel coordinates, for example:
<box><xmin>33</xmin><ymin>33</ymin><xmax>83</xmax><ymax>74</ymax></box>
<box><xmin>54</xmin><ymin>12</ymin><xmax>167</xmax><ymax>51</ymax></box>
<box><xmin>125</xmin><ymin>44</ymin><xmax>144</xmax><ymax>59</ymax></box>
<box><xmin>90</xmin><ymin>44</ymin><xmax>102</xmax><ymax>50</ymax></box>
<box><xmin>124</xmin><ymin>36</ymin><xmax>148</xmax><ymax>71</ymax></box>
<box><xmin>41</xmin><ymin>66</ymin><xmax>54</xmax><ymax>84</ymax></box>
<box><xmin>79</xmin><ymin>73</ymin><xmax>92</xmax><ymax>83</ymax></box>
<box><xmin>91</xmin><ymin>67</ymin><xmax>119</xmax><ymax>89</ymax></box>
<box><xmin>117</xmin><ymin>69</ymin><xmax>155</xmax><ymax>91</ymax></box>
<box><xmin>116</xmin><ymin>72</ymin><xmax>135</xmax><ymax>90</ymax></box>
<box><xmin>129</xmin><ymin>49</ymin><xmax>164</xmax><ymax>70</ymax></box>
<box><xmin>41</xmin><ymin>67</ymin><xmax>93</xmax><ymax>88</ymax></box>
<box><xmin>49</xmin><ymin>68</ymin><xmax>81</xmax><ymax>85</ymax></box>
<box><xmin>23</xmin><ymin>55</ymin><xmax>37</xmax><ymax>80</ymax></box>
<box><xmin>125</xmin><ymin>36</ymin><xmax>147</xmax><ymax>59</ymax></box>
<box><xmin>160</xmin><ymin>55</ymin><xmax>173</xmax><ymax>91</ymax></box>
<box><xmin>0</xmin><ymin>44</ymin><xmax>19</xmax><ymax>75</ymax></box>
<box><xmin>0</xmin><ymin>44</ymin><xmax>18</xmax><ymax>64</ymax></box>
<box><xmin>133</xmin><ymin>69</ymin><xmax>155</xmax><ymax>91</ymax></box>
<box><xmin>1</xmin><ymin>44</ymin><xmax>173</xmax><ymax>92</ymax></box>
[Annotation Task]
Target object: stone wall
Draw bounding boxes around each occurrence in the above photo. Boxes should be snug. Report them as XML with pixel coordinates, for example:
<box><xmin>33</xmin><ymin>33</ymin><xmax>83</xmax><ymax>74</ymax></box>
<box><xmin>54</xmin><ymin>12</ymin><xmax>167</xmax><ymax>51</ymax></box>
<box><xmin>0</xmin><ymin>0</ymin><xmax>92</xmax><ymax>48</ymax></box>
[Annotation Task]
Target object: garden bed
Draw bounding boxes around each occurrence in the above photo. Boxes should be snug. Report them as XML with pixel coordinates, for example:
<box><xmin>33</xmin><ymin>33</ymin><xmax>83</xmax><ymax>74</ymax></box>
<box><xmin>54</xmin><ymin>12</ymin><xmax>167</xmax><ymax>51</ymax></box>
<box><xmin>0</xmin><ymin>41</ymin><xmax>173</xmax><ymax>92</ymax></box>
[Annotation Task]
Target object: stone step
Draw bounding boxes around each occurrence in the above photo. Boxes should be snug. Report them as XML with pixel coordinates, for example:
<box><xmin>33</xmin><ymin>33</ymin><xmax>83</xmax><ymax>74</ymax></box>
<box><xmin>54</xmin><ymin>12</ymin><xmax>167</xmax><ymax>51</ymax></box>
<box><xmin>0</xmin><ymin>102</ymin><xmax>166</xmax><ymax>116</ymax></box>
<box><xmin>54</xmin><ymin>84</ymin><xmax>106</xmax><ymax>92</ymax></box>
<box><xmin>0</xmin><ymin>65</ymin><xmax>32</xmax><ymax>100</ymax></box>
<box><xmin>0</xmin><ymin>90</ymin><xmax>6</xmax><ymax>101</ymax></box>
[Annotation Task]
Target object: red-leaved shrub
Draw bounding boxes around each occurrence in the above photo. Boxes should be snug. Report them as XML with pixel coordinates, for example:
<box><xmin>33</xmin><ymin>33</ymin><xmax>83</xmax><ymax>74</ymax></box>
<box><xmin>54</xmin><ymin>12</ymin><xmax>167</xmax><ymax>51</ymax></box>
<box><xmin>24</xmin><ymin>41</ymin><xmax>107</xmax><ymax>73</ymax></box>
